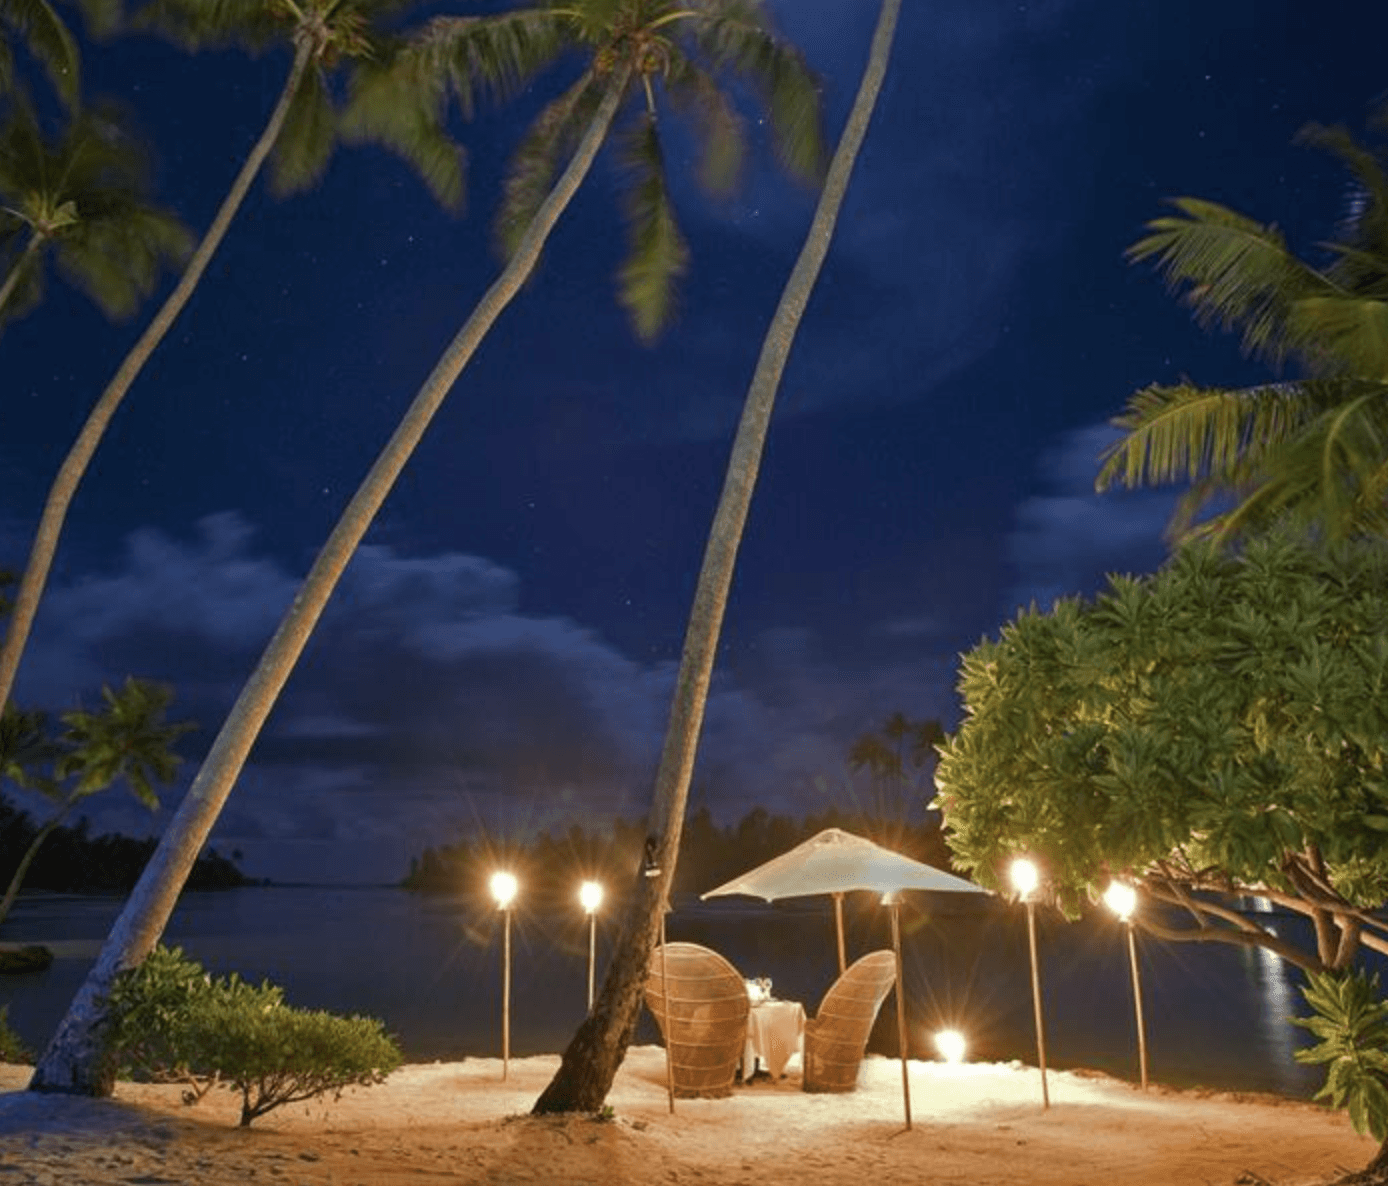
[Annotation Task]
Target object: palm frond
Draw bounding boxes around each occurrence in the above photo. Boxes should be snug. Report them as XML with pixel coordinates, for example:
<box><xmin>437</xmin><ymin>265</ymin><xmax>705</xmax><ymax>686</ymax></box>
<box><xmin>1297</xmin><ymin>121</ymin><xmax>1388</xmax><ymax>287</ymax></box>
<box><xmin>132</xmin><ymin>0</ymin><xmax>283</xmax><ymax>53</ymax></box>
<box><xmin>1288</xmin><ymin>293</ymin><xmax>1388</xmax><ymax>381</ymax></box>
<box><xmin>56</xmin><ymin>196</ymin><xmax>191</xmax><ymax>319</ymax></box>
<box><xmin>615</xmin><ymin>109</ymin><xmax>688</xmax><ymax>341</ymax></box>
<box><xmin>688</xmin><ymin>3</ymin><xmax>824</xmax><ymax>185</ymax></box>
<box><xmin>1202</xmin><ymin>388</ymin><xmax>1388</xmax><ymax>543</ymax></box>
<box><xmin>382</xmin><ymin>11</ymin><xmax>568</xmax><ymax>120</ymax></box>
<box><xmin>495</xmin><ymin>71</ymin><xmax>604</xmax><ymax>261</ymax></box>
<box><xmin>0</xmin><ymin>98</ymin><xmax>191</xmax><ymax>325</ymax></box>
<box><xmin>267</xmin><ymin>60</ymin><xmax>337</xmax><ymax>197</ymax></box>
<box><xmin>341</xmin><ymin>53</ymin><xmax>465</xmax><ymax>210</ymax></box>
<box><xmin>70</xmin><ymin>0</ymin><xmax>123</xmax><ymax>38</ymax></box>
<box><xmin>664</xmin><ymin>49</ymin><xmax>744</xmax><ymax>198</ymax></box>
<box><xmin>0</xmin><ymin>234</ymin><xmax>45</xmax><ymax>322</ymax></box>
<box><xmin>1</xmin><ymin>0</ymin><xmax>80</xmax><ymax>105</ymax></box>
<box><xmin>1129</xmin><ymin>198</ymin><xmax>1333</xmax><ymax>367</ymax></box>
<box><xmin>1096</xmin><ymin>380</ymin><xmax>1319</xmax><ymax>492</ymax></box>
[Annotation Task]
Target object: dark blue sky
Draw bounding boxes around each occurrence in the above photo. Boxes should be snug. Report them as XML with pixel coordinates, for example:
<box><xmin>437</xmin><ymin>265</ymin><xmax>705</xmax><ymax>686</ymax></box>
<box><xmin>3</xmin><ymin>0</ymin><xmax>1383</xmax><ymax>882</ymax></box>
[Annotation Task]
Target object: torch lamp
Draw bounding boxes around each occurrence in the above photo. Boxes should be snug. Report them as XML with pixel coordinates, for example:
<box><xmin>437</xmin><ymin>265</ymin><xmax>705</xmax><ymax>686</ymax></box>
<box><xmin>1009</xmin><ymin>857</ymin><xmax>1049</xmax><ymax>1108</ymax></box>
<box><xmin>579</xmin><ymin>880</ymin><xmax>604</xmax><ymax>1011</ymax></box>
<box><xmin>490</xmin><ymin>870</ymin><xmax>518</xmax><ymax>1080</ymax></box>
<box><xmin>1104</xmin><ymin>880</ymin><xmax>1149</xmax><ymax>1089</ymax></box>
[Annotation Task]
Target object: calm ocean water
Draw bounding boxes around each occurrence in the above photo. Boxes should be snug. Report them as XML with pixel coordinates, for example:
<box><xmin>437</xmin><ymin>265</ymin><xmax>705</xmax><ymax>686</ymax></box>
<box><xmin>0</xmin><ymin>885</ymin><xmax>1361</xmax><ymax>1098</ymax></box>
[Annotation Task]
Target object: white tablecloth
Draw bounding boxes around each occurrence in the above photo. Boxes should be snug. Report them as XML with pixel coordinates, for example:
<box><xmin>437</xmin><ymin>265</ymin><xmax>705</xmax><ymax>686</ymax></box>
<box><xmin>743</xmin><ymin>999</ymin><xmax>805</xmax><ymax>1081</ymax></box>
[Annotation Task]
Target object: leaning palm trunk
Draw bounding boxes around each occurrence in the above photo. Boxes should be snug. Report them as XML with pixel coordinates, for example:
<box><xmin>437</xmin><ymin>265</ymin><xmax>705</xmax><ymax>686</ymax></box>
<box><xmin>0</xmin><ymin>806</ymin><xmax>69</xmax><ymax>929</ymax></box>
<box><xmin>0</xmin><ymin>42</ymin><xmax>315</xmax><ymax>715</ymax></box>
<box><xmin>532</xmin><ymin>0</ymin><xmax>901</xmax><ymax>1114</ymax></box>
<box><xmin>29</xmin><ymin>73</ymin><xmax>629</xmax><ymax>1097</ymax></box>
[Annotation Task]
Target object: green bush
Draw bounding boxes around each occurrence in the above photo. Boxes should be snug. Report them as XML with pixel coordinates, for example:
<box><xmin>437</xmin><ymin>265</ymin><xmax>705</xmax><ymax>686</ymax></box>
<box><xmin>1293</xmin><ymin>968</ymin><xmax>1388</xmax><ymax>1140</ymax></box>
<box><xmin>107</xmin><ymin>945</ymin><xmax>402</xmax><ymax>1126</ymax></box>
<box><xmin>196</xmin><ymin>999</ymin><xmax>402</xmax><ymax>1127</ymax></box>
<box><xmin>0</xmin><ymin>1005</ymin><xmax>31</xmax><ymax>1064</ymax></box>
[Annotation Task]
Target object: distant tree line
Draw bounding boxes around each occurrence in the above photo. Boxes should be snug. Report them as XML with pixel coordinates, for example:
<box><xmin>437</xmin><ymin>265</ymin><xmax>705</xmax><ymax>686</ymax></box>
<box><xmin>0</xmin><ymin>795</ymin><xmax>247</xmax><ymax>896</ymax></box>
<box><xmin>401</xmin><ymin>804</ymin><xmax>955</xmax><ymax>909</ymax></box>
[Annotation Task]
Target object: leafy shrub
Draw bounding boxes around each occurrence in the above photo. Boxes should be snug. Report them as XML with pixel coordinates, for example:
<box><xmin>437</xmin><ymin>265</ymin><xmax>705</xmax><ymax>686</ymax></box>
<box><xmin>0</xmin><ymin>1005</ymin><xmax>30</xmax><ymax>1064</ymax></box>
<box><xmin>105</xmin><ymin>944</ymin><xmax>231</xmax><ymax>1101</ymax></box>
<box><xmin>1293</xmin><ymin>969</ymin><xmax>1388</xmax><ymax>1140</ymax></box>
<box><xmin>196</xmin><ymin>999</ymin><xmax>402</xmax><ymax>1127</ymax></box>
<box><xmin>107</xmin><ymin>945</ymin><xmax>401</xmax><ymax>1126</ymax></box>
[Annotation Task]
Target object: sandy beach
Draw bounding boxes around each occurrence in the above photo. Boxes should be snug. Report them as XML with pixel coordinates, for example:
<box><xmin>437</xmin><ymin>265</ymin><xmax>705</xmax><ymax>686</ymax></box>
<box><xmin>0</xmin><ymin>1047</ymin><xmax>1375</xmax><ymax>1185</ymax></box>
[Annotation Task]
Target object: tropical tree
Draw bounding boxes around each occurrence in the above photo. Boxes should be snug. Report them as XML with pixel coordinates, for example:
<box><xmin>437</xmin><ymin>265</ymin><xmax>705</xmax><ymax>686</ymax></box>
<box><xmin>535</xmin><ymin>0</ymin><xmax>901</xmax><ymax>1112</ymax></box>
<box><xmin>934</xmin><ymin>532</ymin><xmax>1388</xmax><ymax>1172</ymax></box>
<box><xmin>0</xmin><ymin>0</ymin><xmax>465</xmax><ymax>719</ymax></box>
<box><xmin>936</xmin><ymin>533</ymin><xmax>1388</xmax><ymax>972</ymax></box>
<box><xmin>0</xmin><ymin>97</ymin><xmax>191</xmax><ymax>326</ymax></box>
<box><xmin>30</xmin><ymin>0</ymin><xmax>824</xmax><ymax>1096</ymax></box>
<box><xmin>847</xmin><ymin>711</ymin><xmax>945</xmax><ymax>821</ymax></box>
<box><xmin>1096</xmin><ymin>114</ymin><xmax>1388</xmax><ymax>543</ymax></box>
<box><xmin>0</xmin><ymin>678</ymin><xmax>191</xmax><ymax>929</ymax></box>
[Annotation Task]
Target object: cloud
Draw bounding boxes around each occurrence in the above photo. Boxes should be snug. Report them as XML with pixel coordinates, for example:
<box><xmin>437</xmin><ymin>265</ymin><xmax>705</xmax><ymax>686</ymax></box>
<box><xmin>11</xmin><ymin>514</ymin><xmax>952</xmax><ymax>882</ymax></box>
<box><xmin>1005</xmin><ymin>423</ymin><xmax>1178</xmax><ymax>614</ymax></box>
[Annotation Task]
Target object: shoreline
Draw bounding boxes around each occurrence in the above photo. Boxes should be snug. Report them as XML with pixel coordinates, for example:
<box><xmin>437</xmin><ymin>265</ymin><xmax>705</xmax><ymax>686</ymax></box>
<box><xmin>0</xmin><ymin>1048</ymin><xmax>1374</xmax><ymax>1185</ymax></box>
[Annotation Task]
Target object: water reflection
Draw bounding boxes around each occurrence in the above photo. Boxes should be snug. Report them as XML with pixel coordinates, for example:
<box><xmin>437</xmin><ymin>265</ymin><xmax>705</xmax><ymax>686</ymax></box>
<box><xmin>1243</xmin><ymin>923</ymin><xmax>1301</xmax><ymax>1076</ymax></box>
<box><xmin>0</xmin><ymin>887</ymin><xmax>1356</xmax><ymax>1098</ymax></box>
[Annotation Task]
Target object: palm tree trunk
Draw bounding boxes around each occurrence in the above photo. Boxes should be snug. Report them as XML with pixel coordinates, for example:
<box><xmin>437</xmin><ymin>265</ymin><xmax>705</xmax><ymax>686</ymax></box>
<box><xmin>0</xmin><ymin>41</ymin><xmax>314</xmax><ymax>716</ymax></box>
<box><xmin>0</xmin><ymin>804</ymin><xmax>71</xmax><ymax>930</ymax></box>
<box><xmin>532</xmin><ymin>0</ymin><xmax>901</xmax><ymax>1114</ymax></box>
<box><xmin>0</xmin><ymin>231</ymin><xmax>44</xmax><ymax>320</ymax></box>
<box><xmin>28</xmin><ymin>72</ymin><xmax>630</xmax><ymax>1099</ymax></box>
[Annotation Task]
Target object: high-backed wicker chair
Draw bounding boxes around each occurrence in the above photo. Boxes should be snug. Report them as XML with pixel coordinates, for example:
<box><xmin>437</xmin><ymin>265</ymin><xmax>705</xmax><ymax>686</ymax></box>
<box><xmin>802</xmin><ymin>950</ymin><xmax>897</xmax><ymax>1093</ymax></box>
<box><xmin>644</xmin><ymin>942</ymin><xmax>750</xmax><ymax>1098</ymax></box>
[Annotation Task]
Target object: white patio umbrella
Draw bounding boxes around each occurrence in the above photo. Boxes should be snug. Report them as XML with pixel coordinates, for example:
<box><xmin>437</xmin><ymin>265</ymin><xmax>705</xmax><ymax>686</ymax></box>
<box><xmin>701</xmin><ymin>828</ymin><xmax>988</xmax><ymax>1129</ymax></box>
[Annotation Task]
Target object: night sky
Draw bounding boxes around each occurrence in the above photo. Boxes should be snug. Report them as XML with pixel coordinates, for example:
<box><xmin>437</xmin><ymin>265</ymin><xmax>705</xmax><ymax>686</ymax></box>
<box><xmin>3</xmin><ymin>1</ymin><xmax>1383</xmax><ymax>883</ymax></box>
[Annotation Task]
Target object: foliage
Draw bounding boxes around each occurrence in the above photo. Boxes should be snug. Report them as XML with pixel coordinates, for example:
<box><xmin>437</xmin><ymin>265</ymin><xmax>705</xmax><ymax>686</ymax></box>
<box><xmin>0</xmin><ymin>797</ymin><xmax>246</xmax><ymax>893</ymax></box>
<box><xmin>847</xmin><ymin>712</ymin><xmax>945</xmax><ymax>820</ymax></box>
<box><xmin>135</xmin><ymin>0</ymin><xmax>464</xmax><ymax>206</ymax></box>
<box><xmin>1097</xmin><ymin>110</ymin><xmax>1388</xmax><ymax>543</ymax></box>
<box><xmin>345</xmin><ymin>0</ymin><xmax>825</xmax><ymax>342</ymax></box>
<box><xmin>108</xmin><ymin>945</ymin><xmax>402</xmax><ymax>1126</ymax></box>
<box><xmin>0</xmin><ymin>1004</ymin><xmax>30</xmax><ymax>1063</ymax></box>
<box><xmin>105</xmin><ymin>943</ymin><xmax>226</xmax><ymax>1100</ymax></box>
<box><xmin>0</xmin><ymin>96</ymin><xmax>192</xmax><ymax>328</ymax></box>
<box><xmin>0</xmin><ymin>0</ymin><xmax>81</xmax><ymax>107</ymax></box>
<box><xmin>935</xmin><ymin>532</ymin><xmax>1388</xmax><ymax>973</ymax></box>
<box><xmin>0</xmin><ymin>678</ymin><xmax>194</xmax><ymax>926</ymax></box>
<box><xmin>1293</xmin><ymin>969</ymin><xmax>1388</xmax><ymax>1141</ymax></box>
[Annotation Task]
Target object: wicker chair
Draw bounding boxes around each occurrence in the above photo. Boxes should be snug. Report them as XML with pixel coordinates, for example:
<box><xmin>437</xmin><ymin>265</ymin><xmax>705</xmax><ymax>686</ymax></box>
<box><xmin>644</xmin><ymin>942</ymin><xmax>751</xmax><ymax>1098</ymax></box>
<box><xmin>802</xmin><ymin>950</ymin><xmax>897</xmax><ymax>1093</ymax></box>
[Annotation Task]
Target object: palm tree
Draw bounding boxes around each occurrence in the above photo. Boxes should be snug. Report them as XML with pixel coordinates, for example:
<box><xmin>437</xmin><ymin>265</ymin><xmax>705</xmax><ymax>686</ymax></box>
<box><xmin>30</xmin><ymin>0</ymin><xmax>823</xmax><ymax>1096</ymax></box>
<box><xmin>0</xmin><ymin>97</ymin><xmax>192</xmax><ymax>327</ymax></box>
<box><xmin>1096</xmin><ymin>116</ymin><xmax>1388</xmax><ymax>543</ymax></box>
<box><xmin>0</xmin><ymin>678</ymin><xmax>190</xmax><ymax>929</ymax></box>
<box><xmin>0</xmin><ymin>0</ymin><xmax>465</xmax><ymax>719</ymax></box>
<box><xmin>535</xmin><ymin>0</ymin><xmax>901</xmax><ymax>1112</ymax></box>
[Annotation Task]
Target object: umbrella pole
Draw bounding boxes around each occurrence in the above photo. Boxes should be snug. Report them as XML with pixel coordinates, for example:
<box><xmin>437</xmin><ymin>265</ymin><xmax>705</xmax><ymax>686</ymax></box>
<box><xmin>660</xmin><ymin>909</ymin><xmax>675</xmax><ymax>1114</ymax></box>
<box><xmin>889</xmin><ymin>897</ymin><xmax>912</xmax><ymax>1131</ymax></box>
<box><xmin>833</xmin><ymin>892</ymin><xmax>846</xmax><ymax>975</ymax></box>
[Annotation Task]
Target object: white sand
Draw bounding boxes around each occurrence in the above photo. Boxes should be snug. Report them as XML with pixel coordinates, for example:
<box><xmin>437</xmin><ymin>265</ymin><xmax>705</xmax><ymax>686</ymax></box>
<box><xmin>0</xmin><ymin>1048</ymin><xmax>1374</xmax><ymax>1185</ymax></box>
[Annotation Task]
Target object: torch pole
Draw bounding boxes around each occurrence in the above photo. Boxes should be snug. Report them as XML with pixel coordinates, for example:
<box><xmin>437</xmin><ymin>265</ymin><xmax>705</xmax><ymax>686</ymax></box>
<box><xmin>1025</xmin><ymin>898</ymin><xmax>1049</xmax><ymax>1108</ymax></box>
<box><xmin>1127</xmin><ymin>922</ymin><xmax>1149</xmax><ymax>1090</ymax></box>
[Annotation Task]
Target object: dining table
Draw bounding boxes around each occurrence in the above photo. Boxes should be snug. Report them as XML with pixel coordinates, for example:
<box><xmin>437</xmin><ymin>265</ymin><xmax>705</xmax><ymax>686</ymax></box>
<box><xmin>742</xmin><ymin>996</ymin><xmax>806</xmax><ymax>1082</ymax></box>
